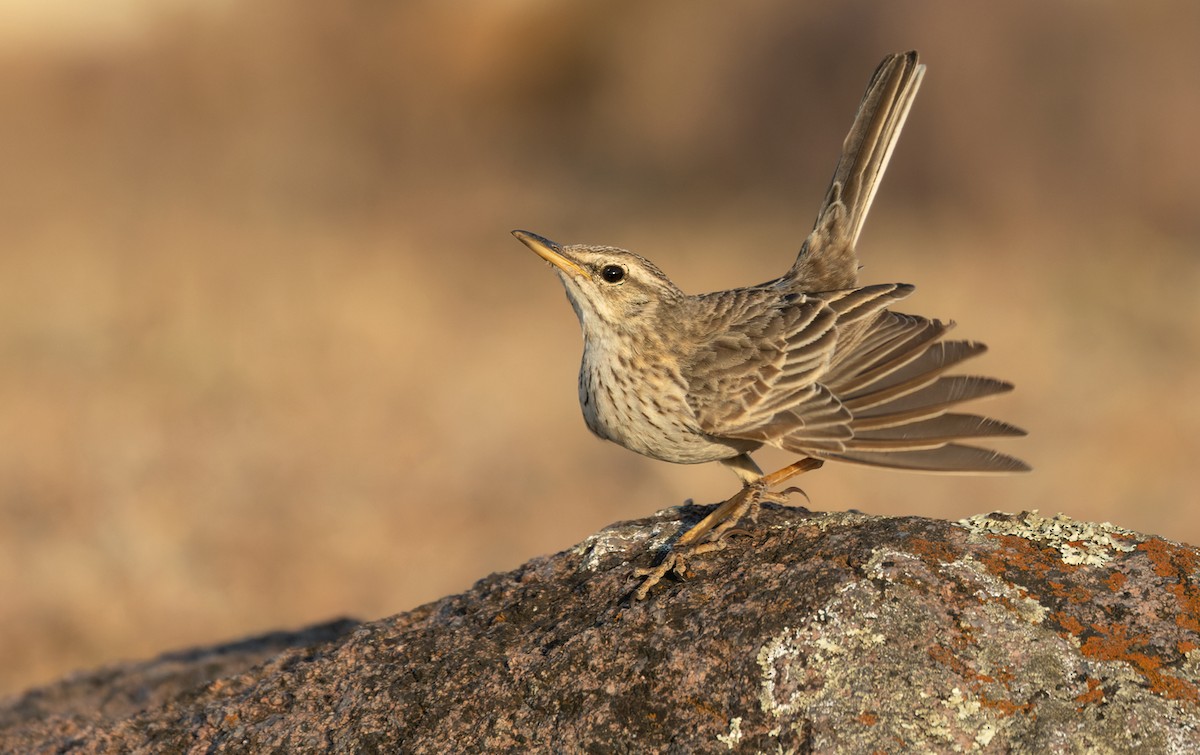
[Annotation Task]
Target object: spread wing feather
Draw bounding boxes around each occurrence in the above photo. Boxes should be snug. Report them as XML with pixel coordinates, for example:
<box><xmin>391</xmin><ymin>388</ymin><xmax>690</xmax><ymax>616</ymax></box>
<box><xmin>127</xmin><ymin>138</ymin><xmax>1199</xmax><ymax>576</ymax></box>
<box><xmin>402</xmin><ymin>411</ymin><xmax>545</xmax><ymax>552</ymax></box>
<box><xmin>685</xmin><ymin>283</ymin><xmax>910</xmax><ymax>447</ymax></box>
<box><xmin>684</xmin><ymin>283</ymin><xmax>1028</xmax><ymax>473</ymax></box>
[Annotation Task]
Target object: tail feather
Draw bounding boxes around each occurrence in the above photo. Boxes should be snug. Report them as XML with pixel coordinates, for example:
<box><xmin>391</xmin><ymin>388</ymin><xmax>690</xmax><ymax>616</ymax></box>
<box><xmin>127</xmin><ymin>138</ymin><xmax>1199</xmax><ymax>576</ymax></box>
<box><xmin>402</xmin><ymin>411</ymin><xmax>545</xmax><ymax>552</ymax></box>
<box><xmin>852</xmin><ymin>411</ymin><xmax>1025</xmax><ymax>438</ymax></box>
<box><xmin>830</xmin><ymin>51</ymin><xmax>926</xmax><ymax>252</ymax></box>
<box><xmin>821</xmin><ymin>444</ymin><xmax>1031</xmax><ymax>474</ymax></box>
<box><xmin>847</xmin><ymin>374</ymin><xmax>1013</xmax><ymax>416</ymax></box>
<box><xmin>787</xmin><ymin>51</ymin><xmax>926</xmax><ymax>291</ymax></box>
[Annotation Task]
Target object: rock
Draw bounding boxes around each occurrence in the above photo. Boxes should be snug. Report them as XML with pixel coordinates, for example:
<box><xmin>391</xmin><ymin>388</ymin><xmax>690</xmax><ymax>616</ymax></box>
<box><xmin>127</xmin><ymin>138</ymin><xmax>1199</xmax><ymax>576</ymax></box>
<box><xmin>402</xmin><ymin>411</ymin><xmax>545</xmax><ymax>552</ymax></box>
<box><xmin>3</xmin><ymin>507</ymin><xmax>1199</xmax><ymax>753</ymax></box>
<box><xmin>0</xmin><ymin>619</ymin><xmax>360</xmax><ymax>738</ymax></box>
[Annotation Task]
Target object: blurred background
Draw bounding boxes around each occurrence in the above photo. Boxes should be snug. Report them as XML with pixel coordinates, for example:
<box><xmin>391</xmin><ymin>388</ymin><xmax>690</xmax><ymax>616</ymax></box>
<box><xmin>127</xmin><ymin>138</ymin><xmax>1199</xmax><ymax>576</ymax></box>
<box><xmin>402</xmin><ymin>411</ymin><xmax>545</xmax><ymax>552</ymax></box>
<box><xmin>1</xmin><ymin>0</ymin><xmax>1198</xmax><ymax>696</ymax></box>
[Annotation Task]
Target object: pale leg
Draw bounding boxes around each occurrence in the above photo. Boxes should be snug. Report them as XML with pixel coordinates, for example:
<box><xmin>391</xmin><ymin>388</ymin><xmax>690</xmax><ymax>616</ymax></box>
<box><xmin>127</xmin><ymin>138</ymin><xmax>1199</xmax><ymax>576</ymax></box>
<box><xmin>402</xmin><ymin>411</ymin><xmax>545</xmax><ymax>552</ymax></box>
<box><xmin>634</xmin><ymin>456</ymin><xmax>824</xmax><ymax>599</ymax></box>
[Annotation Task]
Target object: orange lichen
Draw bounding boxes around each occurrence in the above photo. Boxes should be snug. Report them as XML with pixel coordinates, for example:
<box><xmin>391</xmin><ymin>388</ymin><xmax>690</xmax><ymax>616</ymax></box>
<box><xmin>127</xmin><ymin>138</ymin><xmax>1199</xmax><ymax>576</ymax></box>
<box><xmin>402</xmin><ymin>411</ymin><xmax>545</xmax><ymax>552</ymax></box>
<box><xmin>927</xmin><ymin>643</ymin><xmax>1036</xmax><ymax>716</ymax></box>
<box><xmin>928</xmin><ymin>643</ymin><xmax>993</xmax><ymax>684</ymax></box>
<box><xmin>1105</xmin><ymin>571</ymin><xmax>1128</xmax><ymax>592</ymax></box>
<box><xmin>1075</xmin><ymin>677</ymin><xmax>1105</xmax><ymax>707</ymax></box>
<box><xmin>1081</xmin><ymin>623</ymin><xmax>1146</xmax><ymax>663</ymax></box>
<box><xmin>906</xmin><ymin>537</ymin><xmax>956</xmax><ymax>565</ymax></box>
<box><xmin>858</xmin><ymin>711</ymin><xmax>879</xmax><ymax>726</ymax></box>
<box><xmin>1138</xmin><ymin>538</ymin><xmax>1198</xmax><ymax>579</ymax></box>
<box><xmin>974</xmin><ymin>534</ymin><xmax>1077</xmax><ymax>583</ymax></box>
<box><xmin>1137</xmin><ymin>539</ymin><xmax>1200</xmax><ymax>633</ymax></box>
<box><xmin>1046</xmin><ymin>581</ymin><xmax>1094</xmax><ymax>604</ymax></box>
<box><xmin>1080</xmin><ymin>623</ymin><xmax>1200</xmax><ymax>704</ymax></box>
<box><xmin>978</xmin><ymin>695</ymin><xmax>1033</xmax><ymax>716</ymax></box>
<box><xmin>1054</xmin><ymin>612</ymin><xmax>1086</xmax><ymax>636</ymax></box>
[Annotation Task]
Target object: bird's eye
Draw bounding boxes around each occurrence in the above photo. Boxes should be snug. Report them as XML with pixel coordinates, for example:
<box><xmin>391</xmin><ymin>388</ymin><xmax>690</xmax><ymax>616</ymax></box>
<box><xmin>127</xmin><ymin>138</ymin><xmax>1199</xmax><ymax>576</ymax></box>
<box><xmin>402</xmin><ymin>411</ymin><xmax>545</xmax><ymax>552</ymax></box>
<box><xmin>600</xmin><ymin>264</ymin><xmax>625</xmax><ymax>284</ymax></box>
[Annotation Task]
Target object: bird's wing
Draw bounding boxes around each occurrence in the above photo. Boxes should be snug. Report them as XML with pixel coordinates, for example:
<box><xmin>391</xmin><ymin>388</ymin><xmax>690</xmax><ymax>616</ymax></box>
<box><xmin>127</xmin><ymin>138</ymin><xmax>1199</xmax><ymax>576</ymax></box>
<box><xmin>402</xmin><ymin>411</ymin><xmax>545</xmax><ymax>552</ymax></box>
<box><xmin>811</xmin><ymin>306</ymin><xmax>1029</xmax><ymax>473</ymax></box>
<box><xmin>684</xmin><ymin>284</ymin><xmax>912</xmax><ymax>451</ymax></box>
<box><xmin>686</xmin><ymin>282</ymin><xmax>1028</xmax><ymax>473</ymax></box>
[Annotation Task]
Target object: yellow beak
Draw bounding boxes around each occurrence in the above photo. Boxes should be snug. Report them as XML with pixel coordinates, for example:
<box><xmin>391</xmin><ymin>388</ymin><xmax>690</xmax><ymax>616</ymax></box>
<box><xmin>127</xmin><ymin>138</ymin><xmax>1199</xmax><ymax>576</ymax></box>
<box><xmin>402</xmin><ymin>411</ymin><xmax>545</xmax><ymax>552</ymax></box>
<box><xmin>512</xmin><ymin>230</ymin><xmax>586</xmax><ymax>277</ymax></box>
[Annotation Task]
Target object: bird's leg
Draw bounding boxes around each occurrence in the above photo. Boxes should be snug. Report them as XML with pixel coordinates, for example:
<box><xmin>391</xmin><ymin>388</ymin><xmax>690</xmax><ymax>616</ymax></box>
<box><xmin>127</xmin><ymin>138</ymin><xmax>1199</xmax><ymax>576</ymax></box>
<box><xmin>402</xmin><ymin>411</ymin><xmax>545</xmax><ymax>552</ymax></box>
<box><xmin>633</xmin><ymin>456</ymin><xmax>823</xmax><ymax>599</ymax></box>
<box><xmin>677</xmin><ymin>457</ymin><xmax>824</xmax><ymax>545</ymax></box>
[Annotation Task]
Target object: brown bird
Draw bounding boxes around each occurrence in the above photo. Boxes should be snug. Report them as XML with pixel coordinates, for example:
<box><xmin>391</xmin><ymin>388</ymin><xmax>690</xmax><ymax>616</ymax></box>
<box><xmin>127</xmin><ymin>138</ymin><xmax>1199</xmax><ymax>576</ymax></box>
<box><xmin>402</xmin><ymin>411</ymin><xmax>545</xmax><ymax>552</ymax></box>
<box><xmin>512</xmin><ymin>51</ymin><xmax>1028</xmax><ymax>598</ymax></box>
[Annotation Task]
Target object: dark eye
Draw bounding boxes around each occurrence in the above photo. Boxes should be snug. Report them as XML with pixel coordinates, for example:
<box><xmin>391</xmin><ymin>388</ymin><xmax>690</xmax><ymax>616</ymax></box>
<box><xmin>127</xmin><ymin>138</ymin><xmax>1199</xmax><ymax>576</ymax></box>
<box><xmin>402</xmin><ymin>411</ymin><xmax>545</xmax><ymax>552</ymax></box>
<box><xmin>601</xmin><ymin>264</ymin><xmax>625</xmax><ymax>283</ymax></box>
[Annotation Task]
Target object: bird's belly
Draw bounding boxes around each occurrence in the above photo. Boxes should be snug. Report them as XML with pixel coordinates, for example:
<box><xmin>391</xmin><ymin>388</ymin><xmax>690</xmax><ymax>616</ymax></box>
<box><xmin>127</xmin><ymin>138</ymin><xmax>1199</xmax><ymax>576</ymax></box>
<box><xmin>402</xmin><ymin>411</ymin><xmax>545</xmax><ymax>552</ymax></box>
<box><xmin>578</xmin><ymin>360</ymin><xmax>747</xmax><ymax>464</ymax></box>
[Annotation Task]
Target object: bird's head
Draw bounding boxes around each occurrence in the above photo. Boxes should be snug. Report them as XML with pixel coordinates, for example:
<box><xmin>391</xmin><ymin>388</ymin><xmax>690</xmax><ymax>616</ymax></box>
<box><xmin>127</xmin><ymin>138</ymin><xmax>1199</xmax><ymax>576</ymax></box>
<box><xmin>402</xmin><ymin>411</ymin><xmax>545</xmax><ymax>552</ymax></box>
<box><xmin>512</xmin><ymin>230</ymin><xmax>684</xmax><ymax>331</ymax></box>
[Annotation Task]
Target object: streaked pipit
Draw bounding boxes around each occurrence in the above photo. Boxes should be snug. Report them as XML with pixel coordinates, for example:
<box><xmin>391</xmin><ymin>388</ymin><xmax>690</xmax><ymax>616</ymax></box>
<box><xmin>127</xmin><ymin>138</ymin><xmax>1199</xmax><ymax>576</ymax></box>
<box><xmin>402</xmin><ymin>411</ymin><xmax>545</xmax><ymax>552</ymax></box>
<box><xmin>513</xmin><ymin>51</ymin><xmax>1028</xmax><ymax>599</ymax></box>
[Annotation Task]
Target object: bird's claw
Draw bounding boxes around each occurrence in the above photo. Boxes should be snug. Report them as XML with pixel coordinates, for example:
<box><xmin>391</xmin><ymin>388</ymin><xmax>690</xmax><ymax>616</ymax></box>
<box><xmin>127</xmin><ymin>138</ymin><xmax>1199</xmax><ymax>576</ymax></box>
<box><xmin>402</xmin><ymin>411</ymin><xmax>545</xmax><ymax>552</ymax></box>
<box><xmin>633</xmin><ymin>537</ymin><xmax>731</xmax><ymax>599</ymax></box>
<box><xmin>633</xmin><ymin>552</ymin><xmax>688</xmax><ymax>600</ymax></box>
<box><xmin>761</xmin><ymin>485</ymin><xmax>812</xmax><ymax>510</ymax></box>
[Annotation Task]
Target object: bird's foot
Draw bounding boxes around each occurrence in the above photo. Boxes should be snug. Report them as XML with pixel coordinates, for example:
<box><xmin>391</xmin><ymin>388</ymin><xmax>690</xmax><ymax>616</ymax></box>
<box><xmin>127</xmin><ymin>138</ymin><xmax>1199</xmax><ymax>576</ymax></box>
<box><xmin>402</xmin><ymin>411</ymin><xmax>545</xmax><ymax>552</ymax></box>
<box><xmin>633</xmin><ymin>482</ymin><xmax>765</xmax><ymax>600</ymax></box>
<box><xmin>632</xmin><ymin>458</ymin><xmax>824</xmax><ymax>599</ymax></box>
<box><xmin>632</xmin><ymin>537</ymin><xmax>730</xmax><ymax>600</ymax></box>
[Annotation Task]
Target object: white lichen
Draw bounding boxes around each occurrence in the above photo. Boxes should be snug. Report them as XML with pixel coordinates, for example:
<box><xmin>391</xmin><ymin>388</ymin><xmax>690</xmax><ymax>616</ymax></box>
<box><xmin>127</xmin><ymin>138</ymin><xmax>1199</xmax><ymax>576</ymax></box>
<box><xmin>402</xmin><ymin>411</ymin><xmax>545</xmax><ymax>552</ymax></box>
<box><xmin>975</xmin><ymin>722</ymin><xmax>997</xmax><ymax>748</ymax></box>
<box><xmin>716</xmin><ymin>716</ymin><xmax>743</xmax><ymax>749</ymax></box>
<box><xmin>572</xmin><ymin>524</ymin><xmax>652</xmax><ymax>571</ymax></box>
<box><xmin>757</xmin><ymin>626</ymin><xmax>806</xmax><ymax>718</ymax></box>
<box><xmin>958</xmin><ymin>510</ymin><xmax>1141</xmax><ymax>566</ymax></box>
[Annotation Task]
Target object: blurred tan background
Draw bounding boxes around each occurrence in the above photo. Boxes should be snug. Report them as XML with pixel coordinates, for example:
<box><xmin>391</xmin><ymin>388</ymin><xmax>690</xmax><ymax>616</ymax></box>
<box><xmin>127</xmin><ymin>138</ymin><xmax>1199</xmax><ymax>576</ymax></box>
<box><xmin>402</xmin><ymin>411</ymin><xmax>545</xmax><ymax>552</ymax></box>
<box><xmin>2</xmin><ymin>1</ymin><xmax>1198</xmax><ymax>696</ymax></box>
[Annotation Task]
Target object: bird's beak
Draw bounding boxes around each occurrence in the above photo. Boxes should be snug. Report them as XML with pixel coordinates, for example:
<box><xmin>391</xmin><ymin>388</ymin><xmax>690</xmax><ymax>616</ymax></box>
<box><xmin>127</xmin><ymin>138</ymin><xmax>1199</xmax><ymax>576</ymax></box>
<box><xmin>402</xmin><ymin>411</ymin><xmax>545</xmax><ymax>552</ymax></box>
<box><xmin>512</xmin><ymin>230</ymin><xmax>586</xmax><ymax>277</ymax></box>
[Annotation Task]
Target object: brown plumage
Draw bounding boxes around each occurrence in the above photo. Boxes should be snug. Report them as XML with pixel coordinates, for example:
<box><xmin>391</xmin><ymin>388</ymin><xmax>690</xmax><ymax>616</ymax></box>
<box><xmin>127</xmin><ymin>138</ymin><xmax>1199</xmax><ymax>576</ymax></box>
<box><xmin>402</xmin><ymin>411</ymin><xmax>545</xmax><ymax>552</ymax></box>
<box><xmin>513</xmin><ymin>51</ymin><xmax>1028</xmax><ymax>597</ymax></box>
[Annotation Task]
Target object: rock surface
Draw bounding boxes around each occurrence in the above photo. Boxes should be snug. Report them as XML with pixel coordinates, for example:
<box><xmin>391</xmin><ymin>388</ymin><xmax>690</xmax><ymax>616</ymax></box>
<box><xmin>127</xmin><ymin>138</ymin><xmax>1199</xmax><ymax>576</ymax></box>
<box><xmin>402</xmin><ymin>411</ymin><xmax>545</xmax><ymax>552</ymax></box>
<box><xmin>3</xmin><ymin>506</ymin><xmax>1200</xmax><ymax>753</ymax></box>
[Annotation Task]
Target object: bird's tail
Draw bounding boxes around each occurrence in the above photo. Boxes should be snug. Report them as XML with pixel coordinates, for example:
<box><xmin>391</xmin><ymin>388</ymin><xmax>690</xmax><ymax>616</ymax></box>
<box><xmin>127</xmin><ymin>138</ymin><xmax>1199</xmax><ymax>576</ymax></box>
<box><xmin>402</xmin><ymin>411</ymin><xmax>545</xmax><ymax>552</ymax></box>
<box><xmin>787</xmin><ymin>51</ymin><xmax>926</xmax><ymax>291</ymax></box>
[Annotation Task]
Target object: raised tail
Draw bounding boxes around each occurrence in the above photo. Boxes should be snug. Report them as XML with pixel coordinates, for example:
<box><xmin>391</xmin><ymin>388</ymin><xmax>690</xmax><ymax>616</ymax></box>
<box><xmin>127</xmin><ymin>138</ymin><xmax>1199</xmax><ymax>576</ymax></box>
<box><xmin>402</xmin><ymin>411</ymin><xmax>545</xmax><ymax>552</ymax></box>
<box><xmin>787</xmin><ymin>51</ymin><xmax>926</xmax><ymax>292</ymax></box>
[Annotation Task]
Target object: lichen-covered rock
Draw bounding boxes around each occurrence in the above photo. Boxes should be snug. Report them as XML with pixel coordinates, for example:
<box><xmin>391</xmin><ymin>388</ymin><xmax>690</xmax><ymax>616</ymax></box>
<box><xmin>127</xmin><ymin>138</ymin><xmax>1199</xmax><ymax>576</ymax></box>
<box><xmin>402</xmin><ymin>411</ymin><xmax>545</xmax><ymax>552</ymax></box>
<box><xmin>2</xmin><ymin>507</ymin><xmax>1199</xmax><ymax>753</ymax></box>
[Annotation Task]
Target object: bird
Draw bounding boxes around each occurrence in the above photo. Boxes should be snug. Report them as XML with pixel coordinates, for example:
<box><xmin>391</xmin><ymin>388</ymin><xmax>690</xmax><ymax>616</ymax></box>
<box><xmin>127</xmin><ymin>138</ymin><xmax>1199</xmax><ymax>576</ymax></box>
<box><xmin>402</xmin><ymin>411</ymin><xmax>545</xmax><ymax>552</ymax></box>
<box><xmin>512</xmin><ymin>51</ymin><xmax>1028</xmax><ymax>598</ymax></box>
